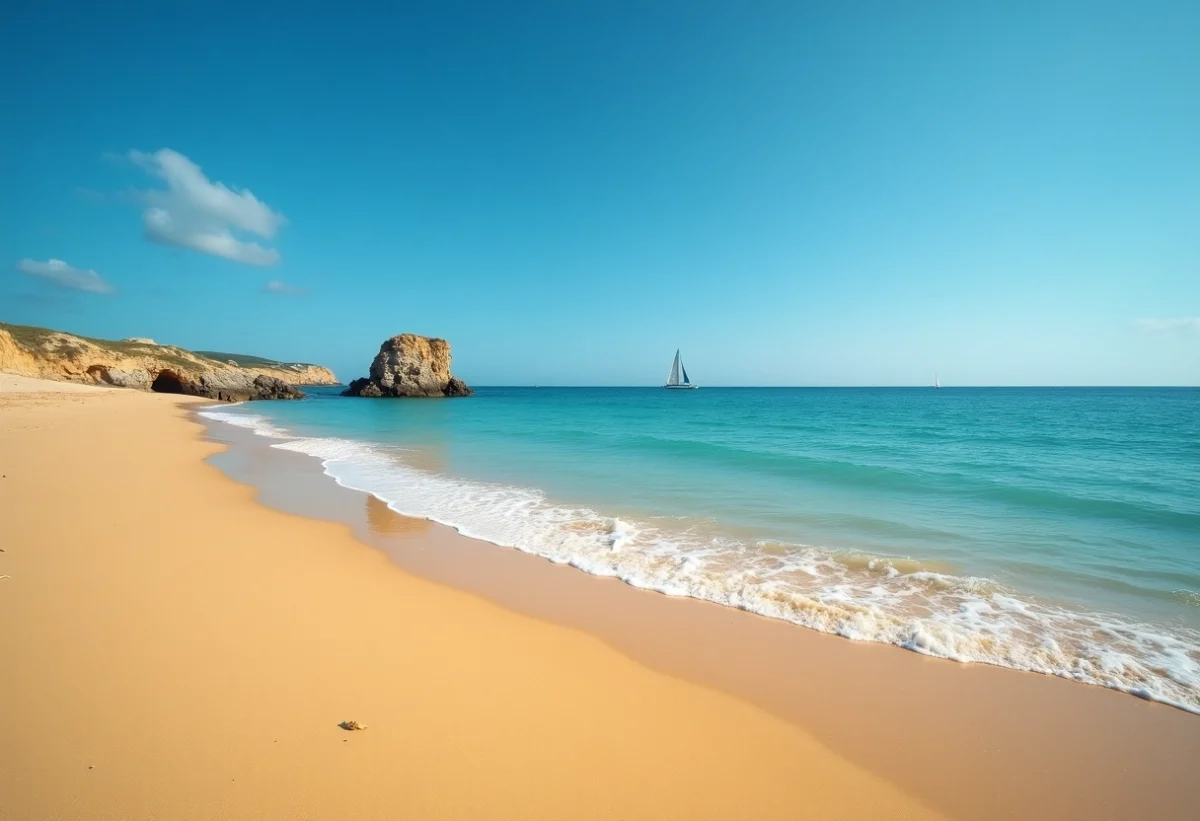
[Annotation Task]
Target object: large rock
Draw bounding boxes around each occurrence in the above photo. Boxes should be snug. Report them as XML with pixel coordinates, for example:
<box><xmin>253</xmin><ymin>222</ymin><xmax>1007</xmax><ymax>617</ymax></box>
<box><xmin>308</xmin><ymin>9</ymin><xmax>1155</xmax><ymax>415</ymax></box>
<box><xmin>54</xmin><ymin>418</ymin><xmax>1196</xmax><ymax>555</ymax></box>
<box><xmin>0</xmin><ymin>322</ymin><xmax>317</xmax><ymax>401</ymax></box>
<box><xmin>343</xmin><ymin>334</ymin><xmax>472</xmax><ymax>398</ymax></box>
<box><xmin>94</xmin><ymin>363</ymin><xmax>303</xmax><ymax>402</ymax></box>
<box><xmin>189</xmin><ymin>372</ymin><xmax>303</xmax><ymax>401</ymax></box>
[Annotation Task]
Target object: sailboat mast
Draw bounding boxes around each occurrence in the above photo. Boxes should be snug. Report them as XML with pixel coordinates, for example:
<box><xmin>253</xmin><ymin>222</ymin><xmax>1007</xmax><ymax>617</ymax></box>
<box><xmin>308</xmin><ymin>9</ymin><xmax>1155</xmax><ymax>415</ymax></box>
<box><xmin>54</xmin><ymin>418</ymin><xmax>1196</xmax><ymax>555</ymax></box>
<box><xmin>664</xmin><ymin>348</ymin><xmax>698</xmax><ymax>389</ymax></box>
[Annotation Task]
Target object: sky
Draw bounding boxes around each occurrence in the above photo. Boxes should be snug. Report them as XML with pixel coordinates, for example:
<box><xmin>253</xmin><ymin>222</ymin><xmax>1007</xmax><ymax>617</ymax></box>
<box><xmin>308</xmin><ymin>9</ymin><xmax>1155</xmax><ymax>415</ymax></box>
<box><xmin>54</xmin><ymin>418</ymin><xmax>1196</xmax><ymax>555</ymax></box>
<box><xmin>1</xmin><ymin>1</ymin><xmax>1197</xmax><ymax>386</ymax></box>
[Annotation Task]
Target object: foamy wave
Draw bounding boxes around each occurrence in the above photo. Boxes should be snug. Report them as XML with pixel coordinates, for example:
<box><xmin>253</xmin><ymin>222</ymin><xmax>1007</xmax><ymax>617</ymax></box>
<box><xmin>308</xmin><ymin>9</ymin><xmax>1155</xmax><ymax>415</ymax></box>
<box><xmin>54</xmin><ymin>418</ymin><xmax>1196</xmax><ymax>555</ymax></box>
<box><xmin>198</xmin><ymin>408</ymin><xmax>291</xmax><ymax>439</ymax></box>
<box><xmin>198</xmin><ymin>410</ymin><xmax>1200</xmax><ymax>714</ymax></box>
<box><xmin>1175</xmin><ymin>590</ymin><xmax>1200</xmax><ymax>608</ymax></box>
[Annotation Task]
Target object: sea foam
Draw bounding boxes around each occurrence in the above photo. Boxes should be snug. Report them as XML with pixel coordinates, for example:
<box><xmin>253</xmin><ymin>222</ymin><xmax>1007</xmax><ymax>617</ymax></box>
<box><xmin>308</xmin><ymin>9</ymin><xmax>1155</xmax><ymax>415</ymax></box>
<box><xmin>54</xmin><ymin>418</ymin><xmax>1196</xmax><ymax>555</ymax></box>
<box><xmin>199</xmin><ymin>408</ymin><xmax>290</xmax><ymax>438</ymax></box>
<box><xmin>200</xmin><ymin>409</ymin><xmax>1200</xmax><ymax>714</ymax></box>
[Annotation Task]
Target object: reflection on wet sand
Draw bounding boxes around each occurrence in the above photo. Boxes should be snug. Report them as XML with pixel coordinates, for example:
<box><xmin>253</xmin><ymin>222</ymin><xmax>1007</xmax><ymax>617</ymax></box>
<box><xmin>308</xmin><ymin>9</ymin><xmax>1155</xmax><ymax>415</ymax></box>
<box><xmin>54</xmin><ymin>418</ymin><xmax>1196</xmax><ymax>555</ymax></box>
<box><xmin>405</xmin><ymin>444</ymin><xmax>447</xmax><ymax>475</ymax></box>
<box><xmin>365</xmin><ymin>492</ymin><xmax>431</xmax><ymax>536</ymax></box>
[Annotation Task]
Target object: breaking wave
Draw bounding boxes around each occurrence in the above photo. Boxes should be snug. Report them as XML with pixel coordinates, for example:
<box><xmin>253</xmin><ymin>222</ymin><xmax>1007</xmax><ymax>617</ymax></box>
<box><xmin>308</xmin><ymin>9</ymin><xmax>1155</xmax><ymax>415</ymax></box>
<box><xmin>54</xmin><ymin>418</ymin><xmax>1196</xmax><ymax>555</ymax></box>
<box><xmin>199</xmin><ymin>408</ymin><xmax>1200</xmax><ymax>714</ymax></box>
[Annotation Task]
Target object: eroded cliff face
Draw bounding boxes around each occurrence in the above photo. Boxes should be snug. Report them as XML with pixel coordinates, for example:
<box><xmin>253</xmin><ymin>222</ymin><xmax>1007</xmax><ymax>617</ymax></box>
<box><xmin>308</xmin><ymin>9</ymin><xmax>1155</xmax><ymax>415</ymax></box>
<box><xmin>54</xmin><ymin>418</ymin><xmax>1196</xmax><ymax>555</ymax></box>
<box><xmin>243</xmin><ymin>361</ymin><xmax>340</xmax><ymax>386</ymax></box>
<box><xmin>342</xmin><ymin>333</ymin><xmax>472</xmax><ymax>397</ymax></box>
<box><xmin>0</xmin><ymin>323</ymin><xmax>337</xmax><ymax>401</ymax></box>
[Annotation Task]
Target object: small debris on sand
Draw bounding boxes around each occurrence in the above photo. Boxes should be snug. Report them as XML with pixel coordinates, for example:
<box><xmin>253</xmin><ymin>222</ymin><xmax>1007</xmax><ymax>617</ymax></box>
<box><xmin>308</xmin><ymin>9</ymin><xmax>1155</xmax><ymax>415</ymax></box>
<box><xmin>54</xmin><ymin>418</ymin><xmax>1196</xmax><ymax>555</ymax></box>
<box><xmin>338</xmin><ymin>720</ymin><xmax>368</xmax><ymax>731</ymax></box>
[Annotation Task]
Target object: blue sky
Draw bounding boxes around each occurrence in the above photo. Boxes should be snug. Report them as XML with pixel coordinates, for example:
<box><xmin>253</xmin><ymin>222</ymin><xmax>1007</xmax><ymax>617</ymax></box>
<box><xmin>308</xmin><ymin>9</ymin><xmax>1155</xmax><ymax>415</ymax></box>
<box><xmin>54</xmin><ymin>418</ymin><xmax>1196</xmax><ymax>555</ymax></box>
<box><xmin>2</xmin><ymin>1</ymin><xmax>1197</xmax><ymax>385</ymax></box>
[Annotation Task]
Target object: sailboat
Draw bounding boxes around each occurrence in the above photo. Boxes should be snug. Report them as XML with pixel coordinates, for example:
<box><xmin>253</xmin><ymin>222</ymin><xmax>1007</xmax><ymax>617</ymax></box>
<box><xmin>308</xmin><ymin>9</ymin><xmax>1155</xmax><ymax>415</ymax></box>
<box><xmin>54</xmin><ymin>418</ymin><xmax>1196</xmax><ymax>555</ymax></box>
<box><xmin>933</xmin><ymin>372</ymin><xmax>941</xmax><ymax>389</ymax></box>
<box><xmin>664</xmin><ymin>349</ymin><xmax>699</xmax><ymax>390</ymax></box>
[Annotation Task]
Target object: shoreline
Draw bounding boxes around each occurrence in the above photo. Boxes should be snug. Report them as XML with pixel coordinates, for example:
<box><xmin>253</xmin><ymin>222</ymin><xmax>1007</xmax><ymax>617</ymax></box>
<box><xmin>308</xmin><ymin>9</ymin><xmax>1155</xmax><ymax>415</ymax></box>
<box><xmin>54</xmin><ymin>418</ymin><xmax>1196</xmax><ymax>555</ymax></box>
<box><xmin>199</xmin><ymin>388</ymin><xmax>1200</xmax><ymax>718</ymax></box>
<box><xmin>3</xmin><ymin>377</ymin><xmax>1197</xmax><ymax>819</ymax></box>
<box><xmin>0</xmin><ymin>378</ymin><xmax>942</xmax><ymax>820</ymax></box>
<box><xmin>200</xmin><ymin>404</ymin><xmax>1200</xmax><ymax>820</ymax></box>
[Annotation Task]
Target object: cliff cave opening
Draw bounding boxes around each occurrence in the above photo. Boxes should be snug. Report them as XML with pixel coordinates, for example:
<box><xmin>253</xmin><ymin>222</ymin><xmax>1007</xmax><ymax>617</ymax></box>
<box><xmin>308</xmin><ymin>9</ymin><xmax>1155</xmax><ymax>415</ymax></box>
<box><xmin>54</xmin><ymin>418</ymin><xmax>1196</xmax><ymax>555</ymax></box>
<box><xmin>151</xmin><ymin>369</ymin><xmax>186</xmax><ymax>394</ymax></box>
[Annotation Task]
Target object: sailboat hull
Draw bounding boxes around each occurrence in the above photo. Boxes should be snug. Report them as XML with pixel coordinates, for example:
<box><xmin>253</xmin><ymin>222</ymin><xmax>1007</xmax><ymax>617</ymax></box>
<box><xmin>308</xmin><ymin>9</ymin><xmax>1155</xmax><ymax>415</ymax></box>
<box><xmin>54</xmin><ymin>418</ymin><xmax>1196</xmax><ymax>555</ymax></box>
<box><xmin>664</xmin><ymin>384</ymin><xmax>699</xmax><ymax>390</ymax></box>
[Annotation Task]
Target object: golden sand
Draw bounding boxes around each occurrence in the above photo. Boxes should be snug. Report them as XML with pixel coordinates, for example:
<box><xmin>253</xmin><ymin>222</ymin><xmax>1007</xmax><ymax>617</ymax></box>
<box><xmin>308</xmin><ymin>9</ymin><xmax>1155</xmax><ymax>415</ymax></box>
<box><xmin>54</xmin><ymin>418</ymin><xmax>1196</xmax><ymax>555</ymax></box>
<box><xmin>0</xmin><ymin>379</ymin><xmax>940</xmax><ymax>820</ymax></box>
<box><xmin>206</xmin><ymin>392</ymin><xmax>1200</xmax><ymax>821</ymax></box>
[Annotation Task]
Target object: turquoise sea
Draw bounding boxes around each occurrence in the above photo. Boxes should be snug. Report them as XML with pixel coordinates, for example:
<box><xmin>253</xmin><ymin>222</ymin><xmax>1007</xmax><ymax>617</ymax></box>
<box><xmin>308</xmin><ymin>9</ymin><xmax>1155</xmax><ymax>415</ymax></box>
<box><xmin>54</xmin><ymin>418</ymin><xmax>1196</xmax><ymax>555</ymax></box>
<box><xmin>202</xmin><ymin>387</ymin><xmax>1200</xmax><ymax>711</ymax></box>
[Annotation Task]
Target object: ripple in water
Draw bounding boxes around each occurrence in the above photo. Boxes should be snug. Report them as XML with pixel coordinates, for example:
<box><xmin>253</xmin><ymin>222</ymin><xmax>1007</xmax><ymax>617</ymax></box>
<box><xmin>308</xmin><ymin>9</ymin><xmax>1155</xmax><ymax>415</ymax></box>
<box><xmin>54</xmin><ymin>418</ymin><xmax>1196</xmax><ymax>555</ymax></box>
<box><xmin>200</xmin><ymin>406</ymin><xmax>1200</xmax><ymax>714</ymax></box>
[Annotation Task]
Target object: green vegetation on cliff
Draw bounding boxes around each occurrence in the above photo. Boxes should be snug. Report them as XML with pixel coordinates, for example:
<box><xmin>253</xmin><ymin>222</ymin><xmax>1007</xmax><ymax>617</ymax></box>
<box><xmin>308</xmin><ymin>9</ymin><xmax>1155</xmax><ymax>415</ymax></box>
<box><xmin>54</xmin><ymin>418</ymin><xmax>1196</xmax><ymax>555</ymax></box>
<box><xmin>1</xmin><ymin>322</ymin><xmax>322</xmax><ymax>372</ymax></box>
<box><xmin>0</xmin><ymin>321</ymin><xmax>339</xmax><ymax>392</ymax></box>
<box><xmin>194</xmin><ymin>350</ymin><xmax>322</xmax><ymax>370</ymax></box>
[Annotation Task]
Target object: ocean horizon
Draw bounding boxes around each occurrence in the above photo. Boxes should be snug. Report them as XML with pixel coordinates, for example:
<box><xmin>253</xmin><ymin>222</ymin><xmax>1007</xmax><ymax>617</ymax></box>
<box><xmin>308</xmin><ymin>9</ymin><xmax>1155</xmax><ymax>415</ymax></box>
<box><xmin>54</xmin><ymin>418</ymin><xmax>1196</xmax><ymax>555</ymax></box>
<box><xmin>383</xmin><ymin>385</ymin><xmax>1200</xmax><ymax>388</ymax></box>
<box><xmin>202</xmin><ymin>385</ymin><xmax>1200</xmax><ymax>713</ymax></box>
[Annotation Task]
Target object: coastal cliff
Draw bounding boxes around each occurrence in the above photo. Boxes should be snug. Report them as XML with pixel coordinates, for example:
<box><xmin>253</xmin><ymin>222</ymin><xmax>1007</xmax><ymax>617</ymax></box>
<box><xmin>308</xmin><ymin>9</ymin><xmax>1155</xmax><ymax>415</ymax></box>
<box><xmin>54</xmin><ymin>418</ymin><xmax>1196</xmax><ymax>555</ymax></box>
<box><xmin>192</xmin><ymin>350</ymin><xmax>339</xmax><ymax>387</ymax></box>
<box><xmin>343</xmin><ymin>333</ymin><xmax>472</xmax><ymax>397</ymax></box>
<box><xmin>0</xmin><ymin>322</ymin><xmax>338</xmax><ymax>401</ymax></box>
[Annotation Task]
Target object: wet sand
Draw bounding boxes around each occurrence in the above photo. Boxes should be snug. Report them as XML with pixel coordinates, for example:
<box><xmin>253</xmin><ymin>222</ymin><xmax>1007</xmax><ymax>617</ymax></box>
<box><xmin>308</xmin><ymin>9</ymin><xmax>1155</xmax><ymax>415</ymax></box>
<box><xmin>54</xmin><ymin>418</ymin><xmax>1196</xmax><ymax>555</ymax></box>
<box><xmin>208</xmin><ymin>405</ymin><xmax>1200</xmax><ymax>821</ymax></box>
<box><xmin>3</xmin><ymin>378</ymin><xmax>1197</xmax><ymax>820</ymax></box>
<box><xmin>0</xmin><ymin>379</ymin><xmax>939</xmax><ymax>820</ymax></box>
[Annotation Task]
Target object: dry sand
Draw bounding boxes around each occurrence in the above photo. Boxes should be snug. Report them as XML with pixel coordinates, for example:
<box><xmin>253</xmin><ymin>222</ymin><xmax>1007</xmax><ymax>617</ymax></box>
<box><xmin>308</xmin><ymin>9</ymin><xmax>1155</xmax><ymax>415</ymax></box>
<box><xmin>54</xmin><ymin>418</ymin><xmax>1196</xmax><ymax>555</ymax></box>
<box><xmin>0</xmin><ymin>371</ymin><xmax>112</xmax><ymax>393</ymax></box>
<box><xmin>217</xmin><ymin>417</ymin><xmax>1200</xmax><ymax>821</ymax></box>
<box><xmin>5</xmin><ymin>377</ymin><xmax>1199</xmax><ymax>821</ymax></box>
<box><xmin>0</xmin><ymin>379</ymin><xmax>941</xmax><ymax>820</ymax></box>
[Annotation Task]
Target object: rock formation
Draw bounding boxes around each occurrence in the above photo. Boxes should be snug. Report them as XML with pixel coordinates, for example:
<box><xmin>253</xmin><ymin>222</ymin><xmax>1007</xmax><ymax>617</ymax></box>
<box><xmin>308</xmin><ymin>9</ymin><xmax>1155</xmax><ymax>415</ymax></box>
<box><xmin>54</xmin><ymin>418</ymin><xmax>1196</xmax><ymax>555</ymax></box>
<box><xmin>149</xmin><ymin>370</ymin><xmax>304</xmax><ymax>402</ymax></box>
<box><xmin>192</xmin><ymin>351</ymin><xmax>340</xmax><ymax>387</ymax></box>
<box><xmin>0</xmin><ymin>322</ymin><xmax>337</xmax><ymax>401</ymax></box>
<box><xmin>342</xmin><ymin>333</ymin><xmax>472</xmax><ymax>398</ymax></box>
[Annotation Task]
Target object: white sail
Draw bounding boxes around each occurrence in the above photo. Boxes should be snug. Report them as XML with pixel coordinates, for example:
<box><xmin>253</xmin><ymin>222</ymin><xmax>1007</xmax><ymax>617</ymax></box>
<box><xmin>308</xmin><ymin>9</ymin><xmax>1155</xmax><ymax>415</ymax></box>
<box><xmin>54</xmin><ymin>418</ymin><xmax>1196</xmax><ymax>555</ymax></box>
<box><xmin>664</xmin><ymin>349</ymin><xmax>698</xmax><ymax>388</ymax></box>
<box><xmin>667</xmin><ymin>350</ymin><xmax>681</xmax><ymax>385</ymax></box>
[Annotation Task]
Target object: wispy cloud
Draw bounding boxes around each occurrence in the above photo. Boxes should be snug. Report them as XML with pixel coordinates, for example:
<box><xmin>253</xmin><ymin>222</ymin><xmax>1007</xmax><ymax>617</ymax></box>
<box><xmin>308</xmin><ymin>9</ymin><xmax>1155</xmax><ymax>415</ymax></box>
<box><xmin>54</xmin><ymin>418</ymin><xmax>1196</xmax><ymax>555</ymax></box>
<box><xmin>262</xmin><ymin>279</ymin><xmax>307</xmax><ymax>296</ymax></box>
<box><xmin>128</xmin><ymin>148</ymin><xmax>285</xmax><ymax>266</ymax></box>
<box><xmin>1134</xmin><ymin>317</ymin><xmax>1200</xmax><ymax>335</ymax></box>
<box><xmin>15</xmin><ymin>258</ymin><xmax>115</xmax><ymax>294</ymax></box>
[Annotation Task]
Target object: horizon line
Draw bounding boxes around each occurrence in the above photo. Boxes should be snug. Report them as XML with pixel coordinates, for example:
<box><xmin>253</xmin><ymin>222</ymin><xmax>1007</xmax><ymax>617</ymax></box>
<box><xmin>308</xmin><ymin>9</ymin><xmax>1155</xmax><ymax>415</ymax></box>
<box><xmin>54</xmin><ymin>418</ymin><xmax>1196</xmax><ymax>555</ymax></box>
<box><xmin>429</xmin><ymin>384</ymin><xmax>1200</xmax><ymax>390</ymax></box>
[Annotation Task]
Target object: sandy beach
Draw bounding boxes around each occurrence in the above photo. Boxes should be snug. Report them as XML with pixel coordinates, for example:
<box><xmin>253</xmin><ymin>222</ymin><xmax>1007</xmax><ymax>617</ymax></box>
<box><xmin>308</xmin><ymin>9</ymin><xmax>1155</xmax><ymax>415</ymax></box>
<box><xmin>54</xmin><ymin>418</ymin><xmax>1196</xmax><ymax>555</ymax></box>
<box><xmin>7</xmin><ymin>3</ymin><xmax>1197</xmax><ymax>816</ymax></box>
<box><xmin>214</xmin><ymin>407</ymin><xmax>1200</xmax><ymax>821</ymax></box>
<box><xmin>2</xmin><ymin>377</ymin><xmax>1198</xmax><ymax>820</ymax></box>
<box><xmin>0</xmin><ymin>376</ymin><xmax>940</xmax><ymax>820</ymax></box>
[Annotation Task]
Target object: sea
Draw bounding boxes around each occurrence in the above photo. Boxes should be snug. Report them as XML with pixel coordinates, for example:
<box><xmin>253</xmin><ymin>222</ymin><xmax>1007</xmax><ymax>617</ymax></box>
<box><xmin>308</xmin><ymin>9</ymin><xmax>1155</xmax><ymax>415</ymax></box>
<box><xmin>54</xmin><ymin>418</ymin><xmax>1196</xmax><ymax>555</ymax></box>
<box><xmin>201</xmin><ymin>386</ymin><xmax>1200</xmax><ymax>712</ymax></box>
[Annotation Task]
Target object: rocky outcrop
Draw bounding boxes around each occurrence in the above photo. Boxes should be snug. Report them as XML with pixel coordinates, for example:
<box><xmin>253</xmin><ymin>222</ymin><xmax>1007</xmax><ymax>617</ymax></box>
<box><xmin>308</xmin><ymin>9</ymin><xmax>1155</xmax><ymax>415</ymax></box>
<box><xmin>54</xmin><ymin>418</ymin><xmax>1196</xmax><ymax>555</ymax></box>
<box><xmin>342</xmin><ymin>334</ymin><xmax>472</xmax><ymax>398</ymax></box>
<box><xmin>0</xmin><ymin>322</ymin><xmax>323</xmax><ymax>401</ymax></box>
<box><xmin>146</xmin><ymin>370</ymin><xmax>303</xmax><ymax>402</ymax></box>
<box><xmin>251</xmin><ymin>362</ymin><xmax>340</xmax><ymax>386</ymax></box>
<box><xmin>192</xmin><ymin>351</ymin><xmax>340</xmax><ymax>386</ymax></box>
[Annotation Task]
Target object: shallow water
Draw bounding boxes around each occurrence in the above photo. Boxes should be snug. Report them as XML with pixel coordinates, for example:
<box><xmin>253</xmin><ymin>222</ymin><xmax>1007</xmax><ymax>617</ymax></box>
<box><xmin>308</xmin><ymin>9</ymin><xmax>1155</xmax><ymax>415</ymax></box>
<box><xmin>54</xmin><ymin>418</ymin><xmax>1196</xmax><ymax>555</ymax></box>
<box><xmin>201</xmin><ymin>386</ymin><xmax>1200</xmax><ymax>711</ymax></box>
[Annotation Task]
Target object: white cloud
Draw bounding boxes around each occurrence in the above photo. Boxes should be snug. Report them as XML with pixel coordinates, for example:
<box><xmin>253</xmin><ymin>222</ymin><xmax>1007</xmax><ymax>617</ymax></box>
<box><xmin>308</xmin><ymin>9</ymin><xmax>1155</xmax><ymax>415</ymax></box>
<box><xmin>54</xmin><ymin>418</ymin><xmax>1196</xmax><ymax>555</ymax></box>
<box><xmin>262</xmin><ymin>279</ymin><xmax>307</xmax><ymax>295</ymax></box>
<box><xmin>15</xmin><ymin>258</ymin><xmax>114</xmax><ymax>294</ymax></box>
<box><xmin>129</xmin><ymin>148</ymin><xmax>285</xmax><ymax>266</ymax></box>
<box><xmin>143</xmin><ymin>207</ymin><xmax>280</xmax><ymax>266</ymax></box>
<box><xmin>1134</xmin><ymin>317</ymin><xmax>1200</xmax><ymax>335</ymax></box>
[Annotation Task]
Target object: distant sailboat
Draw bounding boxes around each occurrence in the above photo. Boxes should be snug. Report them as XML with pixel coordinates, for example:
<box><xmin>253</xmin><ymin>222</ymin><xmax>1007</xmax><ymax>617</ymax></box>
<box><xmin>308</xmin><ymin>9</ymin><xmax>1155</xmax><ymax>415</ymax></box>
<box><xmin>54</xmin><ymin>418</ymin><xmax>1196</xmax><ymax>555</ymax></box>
<box><xmin>664</xmin><ymin>349</ymin><xmax>699</xmax><ymax>390</ymax></box>
<box><xmin>934</xmin><ymin>372</ymin><xmax>941</xmax><ymax>389</ymax></box>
